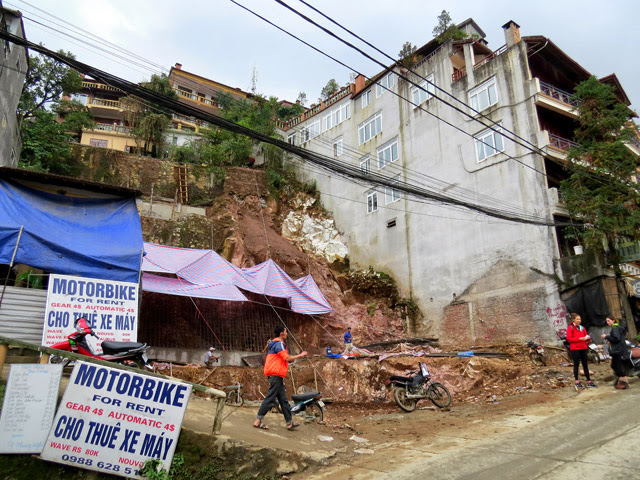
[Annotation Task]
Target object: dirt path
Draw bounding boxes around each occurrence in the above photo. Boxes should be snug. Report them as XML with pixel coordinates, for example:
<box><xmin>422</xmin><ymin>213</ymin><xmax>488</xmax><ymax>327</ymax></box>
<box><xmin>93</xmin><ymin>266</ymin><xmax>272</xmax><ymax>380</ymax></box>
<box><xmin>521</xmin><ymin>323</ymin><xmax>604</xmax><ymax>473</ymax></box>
<box><xmin>294</xmin><ymin>371</ymin><xmax>637</xmax><ymax>479</ymax></box>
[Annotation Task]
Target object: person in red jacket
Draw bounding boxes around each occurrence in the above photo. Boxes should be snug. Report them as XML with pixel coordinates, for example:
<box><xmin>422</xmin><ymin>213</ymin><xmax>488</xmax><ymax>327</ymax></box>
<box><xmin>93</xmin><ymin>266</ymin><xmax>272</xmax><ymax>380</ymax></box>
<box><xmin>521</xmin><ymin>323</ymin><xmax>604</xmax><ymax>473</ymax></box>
<box><xmin>566</xmin><ymin>313</ymin><xmax>597</xmax><ymax>389</ymax></box>
<box><xmin>253</xmin><ymin>325</ymin><xmax>307</xmax><ymax>431</ymax></box>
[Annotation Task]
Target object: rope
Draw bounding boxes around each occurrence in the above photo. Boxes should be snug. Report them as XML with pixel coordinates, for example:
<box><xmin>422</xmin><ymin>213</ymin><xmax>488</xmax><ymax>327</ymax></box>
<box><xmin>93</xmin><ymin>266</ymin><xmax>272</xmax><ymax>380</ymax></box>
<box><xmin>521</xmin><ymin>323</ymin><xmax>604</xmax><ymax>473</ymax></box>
<box><xmin>255</xmin><ymin>172</ymin><xmax>271</xmax><ymax>259</ymax></box>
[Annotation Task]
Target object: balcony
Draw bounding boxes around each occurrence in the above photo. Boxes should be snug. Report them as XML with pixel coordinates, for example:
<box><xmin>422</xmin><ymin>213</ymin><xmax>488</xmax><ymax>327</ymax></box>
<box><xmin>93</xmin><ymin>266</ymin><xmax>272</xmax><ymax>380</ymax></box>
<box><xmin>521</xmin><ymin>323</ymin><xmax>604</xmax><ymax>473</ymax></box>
<box><xmin>81</xmin><ymin>81</ymin><xmax>122</xmax><ymax>92</ymax></box>
<box><xmin>547</xmin><ymin>187</ymin><xmax>568</xmax><ymax>216</ymax></box>
<box><xmin>174</xmin><ymin>89</ymin><xmax>218</xmax><ymax>108</ymax></box>
<box><xmin>535</xmin><ymin>80</ymin><xmax>578</xmax><ymax>118</ymax></box>
<box><xmin>90</xmin><ymin>123</ymin><xmax>132</xmax><ymax>135</ymax></box>
<box><xmin>538</xmin><ymin>131</ymin><xmax>577</xmax><ymax>161</ymax></box>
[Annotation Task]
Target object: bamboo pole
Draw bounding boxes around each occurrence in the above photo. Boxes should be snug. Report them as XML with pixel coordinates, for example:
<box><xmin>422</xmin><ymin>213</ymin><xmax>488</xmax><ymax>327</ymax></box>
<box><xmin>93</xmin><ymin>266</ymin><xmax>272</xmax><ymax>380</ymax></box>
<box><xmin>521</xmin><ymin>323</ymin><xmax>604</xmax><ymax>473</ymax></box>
<box><xmin>0</xmin><ymin>226</ymin><xmax>24</xmax><ymax>310</ymax></box>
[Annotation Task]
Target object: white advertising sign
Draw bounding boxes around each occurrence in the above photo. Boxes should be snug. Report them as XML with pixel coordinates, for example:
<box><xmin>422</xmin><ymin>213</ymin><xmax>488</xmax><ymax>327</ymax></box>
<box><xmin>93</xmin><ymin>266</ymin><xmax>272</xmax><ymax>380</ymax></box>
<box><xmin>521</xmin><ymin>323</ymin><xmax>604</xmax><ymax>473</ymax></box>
<box><xmin>41</xmin><ymin>362</ymin><xmax>191</xmax><ymax>479</ymax></box>
<box><xmin>0</xmin><ymin>364</ymin><xmax>63</xmax><ymax>453</ymax></box>
<box><xmin>42</xmin><ymin>274</ymin><xmax>139</xmax><ymax>347</ymax></box>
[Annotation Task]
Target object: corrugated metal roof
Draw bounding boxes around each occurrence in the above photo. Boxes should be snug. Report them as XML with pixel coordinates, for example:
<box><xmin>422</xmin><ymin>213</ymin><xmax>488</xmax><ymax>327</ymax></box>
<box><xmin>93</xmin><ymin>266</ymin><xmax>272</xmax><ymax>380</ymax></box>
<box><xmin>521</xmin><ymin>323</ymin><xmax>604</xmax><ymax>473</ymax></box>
<box><xmin>0</xmin><ymin>286</ymin><xmax>47</xmax><ymax>345</ymax></box>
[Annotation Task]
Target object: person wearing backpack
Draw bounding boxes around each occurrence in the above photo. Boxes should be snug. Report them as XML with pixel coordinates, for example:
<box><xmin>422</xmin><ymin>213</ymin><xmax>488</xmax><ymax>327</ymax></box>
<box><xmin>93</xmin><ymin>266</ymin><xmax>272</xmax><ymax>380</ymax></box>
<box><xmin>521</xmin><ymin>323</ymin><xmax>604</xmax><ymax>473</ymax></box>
<box><xmin>566</xmin><ymin>313</ymin><xmax>597</xmax><ymax>389</ymax></box>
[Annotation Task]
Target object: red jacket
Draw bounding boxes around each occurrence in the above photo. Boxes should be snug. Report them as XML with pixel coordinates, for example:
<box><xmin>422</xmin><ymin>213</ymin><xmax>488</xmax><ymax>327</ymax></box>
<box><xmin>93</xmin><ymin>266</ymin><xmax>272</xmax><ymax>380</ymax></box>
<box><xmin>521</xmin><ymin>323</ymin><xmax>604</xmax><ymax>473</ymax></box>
<box><xmin>263</xmin><ymin>338</ymin><xmax>289</xmax><ymax>378</ymax></box>
<box><xmin>566</xmin><ymin>322</ymin><xmax>589</xmax><ymax>350</ymax></box>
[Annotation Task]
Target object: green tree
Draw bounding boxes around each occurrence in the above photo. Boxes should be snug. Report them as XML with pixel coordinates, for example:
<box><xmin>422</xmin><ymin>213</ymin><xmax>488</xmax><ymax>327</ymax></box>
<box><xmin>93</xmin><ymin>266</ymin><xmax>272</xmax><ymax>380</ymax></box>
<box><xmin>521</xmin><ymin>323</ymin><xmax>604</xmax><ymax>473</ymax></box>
<box><xmin>559</xmin><ymin>76</ymin><xmax>640</xmax><ymax>271</ymax></box>
<box><xmin>296</xmin><ymin>92</ymin><xmax>307</xmax><ymax>107</ymax></box>
<box><xmin>398</xmin><ymin>41</ymin><xmax>416</xmax><ymax>59</ymax></box>
<box><xmin>18</xmin><ymin>50</ymin><xmax>83</xmax><ymax>121</ymax></box>
<box><xmin>17</xmin><ymin>50</ymin><xmax>92</xmax><ymax>174</ymax></box>
<box><xmin>121</xmin><ymin>74</ymin><xmax>177</xmax><ymax>156</ymax></box>
<box><xmin>320</xmin><ymin>79</ymin><xmax>339</xmax><ymax>100</ymax></box>
<box><xmin>432</xmin><ymin>10</ymin><xmax>467</xmax><ymax>44</ymax></box>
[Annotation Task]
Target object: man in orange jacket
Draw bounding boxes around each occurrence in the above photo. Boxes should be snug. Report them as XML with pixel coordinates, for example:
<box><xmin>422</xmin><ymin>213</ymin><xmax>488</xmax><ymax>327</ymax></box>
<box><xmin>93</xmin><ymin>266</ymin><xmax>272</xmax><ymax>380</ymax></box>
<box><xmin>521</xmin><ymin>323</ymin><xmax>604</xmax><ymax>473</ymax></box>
<box><xmin>253</xmin><ymin>325</ymin><xmax>307</xmax><ymax>431</ymax></box>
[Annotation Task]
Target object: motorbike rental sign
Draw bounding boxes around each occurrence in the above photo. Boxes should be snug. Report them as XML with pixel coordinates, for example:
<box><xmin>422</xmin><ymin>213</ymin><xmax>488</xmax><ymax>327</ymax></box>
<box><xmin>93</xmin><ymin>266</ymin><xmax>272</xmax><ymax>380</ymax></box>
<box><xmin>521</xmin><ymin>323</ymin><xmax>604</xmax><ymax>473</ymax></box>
<box><xmin>40</xmin><ymin>361</ymin><xmax>191</xmax><ymax>478</ymax></box>
<box><xmin>42</xmin><ymin>274</ymin><xmax>139</xmax><ymax>347</ymax></box>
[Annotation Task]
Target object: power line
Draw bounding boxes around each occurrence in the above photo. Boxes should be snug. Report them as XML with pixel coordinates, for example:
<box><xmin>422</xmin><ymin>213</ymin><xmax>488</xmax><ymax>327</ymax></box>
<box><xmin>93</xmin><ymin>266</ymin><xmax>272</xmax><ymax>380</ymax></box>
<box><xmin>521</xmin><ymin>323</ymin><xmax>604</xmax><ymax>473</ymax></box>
<box><xmin>0</xmin><ymin>31</ymin><xmax>570</xmax><ymax>227</ymax></box>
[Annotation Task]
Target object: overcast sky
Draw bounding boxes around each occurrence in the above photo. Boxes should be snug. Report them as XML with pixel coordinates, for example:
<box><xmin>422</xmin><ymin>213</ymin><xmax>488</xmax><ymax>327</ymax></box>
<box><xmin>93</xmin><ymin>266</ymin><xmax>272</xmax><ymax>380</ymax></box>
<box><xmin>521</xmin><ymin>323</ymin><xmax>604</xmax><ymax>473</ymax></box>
<box><xmin>7</xmin><ymin>0</ymin><xmax>639</xmax><ymax>111</ymax></box>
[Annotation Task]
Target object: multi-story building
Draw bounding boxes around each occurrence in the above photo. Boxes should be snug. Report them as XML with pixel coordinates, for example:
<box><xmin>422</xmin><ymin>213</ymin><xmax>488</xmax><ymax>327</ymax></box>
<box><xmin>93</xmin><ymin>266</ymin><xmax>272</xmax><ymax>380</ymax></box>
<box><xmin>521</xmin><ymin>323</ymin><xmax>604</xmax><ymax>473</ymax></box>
<box><xmin>73</xmin><ymin>64</ymin><xmax>254</xmax><ymax>153</ymax></box>
<box><xmin>0</xmin><ymin>4</ymin><xmax>27</xmax><ymax>167</ymax></box>
<box><xmin>72</xmin><ymin>78</ymin><xmax>138</xmax><ymax>152</ymax></box>
<box><xmin>277</xmin><ymin>19</ymin><xmax>638</xmax><ymax>342</ymax></box>
<box><xmin>168</xmin><ymin>63</ymin><xmax>252</xmax><ymax>147</ymax></box>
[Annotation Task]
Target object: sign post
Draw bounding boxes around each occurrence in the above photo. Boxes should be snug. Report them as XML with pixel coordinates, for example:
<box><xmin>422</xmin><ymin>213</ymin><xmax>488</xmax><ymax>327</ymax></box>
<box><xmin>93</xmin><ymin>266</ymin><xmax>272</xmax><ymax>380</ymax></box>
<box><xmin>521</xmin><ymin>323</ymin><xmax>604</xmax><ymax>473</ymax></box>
<box><xmin>40</xmin><ymin>362</ymin><xmax>191</xmax><ymax>479</ymax></box>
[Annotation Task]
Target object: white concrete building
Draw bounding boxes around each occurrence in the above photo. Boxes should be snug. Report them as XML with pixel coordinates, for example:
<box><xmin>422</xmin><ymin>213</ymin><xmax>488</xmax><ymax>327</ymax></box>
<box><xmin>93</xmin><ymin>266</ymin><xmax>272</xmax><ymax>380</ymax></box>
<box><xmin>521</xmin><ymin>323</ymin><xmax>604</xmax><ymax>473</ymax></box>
<box><xmin>277</xmin><ymin>20</ymin><xmax>636</xmax><ymax>343</ymax></box>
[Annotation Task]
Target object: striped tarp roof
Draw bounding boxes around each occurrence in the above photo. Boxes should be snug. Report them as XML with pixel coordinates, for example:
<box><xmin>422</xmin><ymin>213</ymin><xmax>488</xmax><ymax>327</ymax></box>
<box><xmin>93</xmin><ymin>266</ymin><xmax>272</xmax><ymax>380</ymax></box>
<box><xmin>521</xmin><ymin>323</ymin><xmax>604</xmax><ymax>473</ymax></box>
<box><xmin>141</xmin><ymin>242</ymin><xmax>331</xmax><ymax>314</ymax></box>
<box><xmin>142</xmin><ymin>272</ymin><xmax>248</xmax><ymax>301</ymax></box>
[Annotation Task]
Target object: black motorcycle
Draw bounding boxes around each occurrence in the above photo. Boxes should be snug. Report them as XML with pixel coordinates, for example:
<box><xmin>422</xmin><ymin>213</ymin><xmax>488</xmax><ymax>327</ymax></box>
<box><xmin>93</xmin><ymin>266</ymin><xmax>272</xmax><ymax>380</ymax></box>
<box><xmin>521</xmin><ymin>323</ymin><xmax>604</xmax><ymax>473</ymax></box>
<box><xmin>527</xmin><ymin>340</ymin><xmax>546</xmax><ymax>366</ymax></box>
<box><xmin>386</xmin><ymin>362</ymin><xmax>451</xmax><ymax>412</ymax></box>
<box><xmin>269</xmin><ymin>390</ymin><xmax>325</xmax><ymax>423</ymax></box>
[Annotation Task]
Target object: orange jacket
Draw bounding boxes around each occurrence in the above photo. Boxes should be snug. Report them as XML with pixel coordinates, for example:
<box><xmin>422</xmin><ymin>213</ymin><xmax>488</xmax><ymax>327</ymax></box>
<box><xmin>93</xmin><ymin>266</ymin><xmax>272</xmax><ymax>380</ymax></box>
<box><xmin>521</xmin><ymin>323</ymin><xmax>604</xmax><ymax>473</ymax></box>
<box><xmin>264</xmin><ymin>338</ymin><xmax>289</xmax><ymax>378</ymax></box>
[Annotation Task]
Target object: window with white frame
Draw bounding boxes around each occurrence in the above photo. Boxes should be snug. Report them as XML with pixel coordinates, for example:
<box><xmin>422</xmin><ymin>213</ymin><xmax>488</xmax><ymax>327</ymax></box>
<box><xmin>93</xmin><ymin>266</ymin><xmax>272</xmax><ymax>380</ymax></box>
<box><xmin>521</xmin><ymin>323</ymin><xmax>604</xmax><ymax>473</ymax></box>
<box><xmin>358</xmin><ymin>111</ymin><xmax>382</xmax><ymax>145</ymax></box>
<box><xmin>321</xmin><ymin>101</ymin><xmax>351</xmax><ymax>132</ymax></box>
<box><xmin>301</xmin><ymin>120</ymin><xmax>320</xmax><ymax>142</ymax></box>
<box><xmin>360</xmin><ymin>155</ymin><xmax>371</xmax><ymax>173</ymax></box>
<box><xmin>376</xmin><ymin>72</ymin><xmax>396</xmax><ymax>97</ymax></box>
<box><xmin>367</xmin><ymin>190</ymin><xmax>378</xmax><ymax>213</ymax></box>
<box><xmin>377</xmin><ymin>140</ymin><xmax>398</xmax><ymax>169</ymax></box>
<box><xmin>385</xmin><ymin>180</ymin><xmax>401</xmax><ymax>204</ymax></box>
<box><xmin>411</xmin><ymin>74</ymin><xmax>435</xmax><ymax>105</ymax></box>
<box><xmin>287</xmin><ymin>132</ymin><xmax>297</xmax><ymax>145</ymax></box>
<box><xmin>333</xmin><ymin>137</ymin><xmax>343</xmax><ymax>158</ymax></box>
<box><xmin>474</xmin><ymin>124</ymin><xmax>505</xmax><ymax>162</ymax></box>
<box><xmin>469</xmin><ymin>77</ymin><xmax>498</xmax><ymax>112</ymax></box>
<box><xmin>361</xmin><ymin>90</ymin><xmax>372</xmax><ymax>109</ymax></box>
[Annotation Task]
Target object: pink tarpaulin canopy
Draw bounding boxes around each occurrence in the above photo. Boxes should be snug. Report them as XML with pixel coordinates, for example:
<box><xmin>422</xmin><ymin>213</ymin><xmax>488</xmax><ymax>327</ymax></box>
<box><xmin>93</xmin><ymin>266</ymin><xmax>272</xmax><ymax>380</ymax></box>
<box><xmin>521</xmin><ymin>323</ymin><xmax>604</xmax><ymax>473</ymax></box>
<box><xmin>141</xmin><ymin>243</ymin><xmax>332</xmax><ymax>314</ymax></box>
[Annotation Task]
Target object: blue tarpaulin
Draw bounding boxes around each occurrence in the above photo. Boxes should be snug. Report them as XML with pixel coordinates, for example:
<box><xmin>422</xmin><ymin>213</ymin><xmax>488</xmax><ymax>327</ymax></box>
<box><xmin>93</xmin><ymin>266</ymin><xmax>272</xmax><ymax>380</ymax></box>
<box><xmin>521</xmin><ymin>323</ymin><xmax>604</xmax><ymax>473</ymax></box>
<box><xmin>0</xmin><ymin>179</ymin><xmax>143</xmax><ymax>283</ymax></box>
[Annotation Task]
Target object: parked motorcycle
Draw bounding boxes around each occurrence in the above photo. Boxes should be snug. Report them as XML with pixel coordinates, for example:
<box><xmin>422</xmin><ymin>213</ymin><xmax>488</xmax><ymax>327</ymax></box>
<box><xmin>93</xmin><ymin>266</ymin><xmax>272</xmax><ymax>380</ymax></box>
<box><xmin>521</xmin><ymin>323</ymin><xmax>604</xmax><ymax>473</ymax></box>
<box><xmin>49</xmin><ymin>317</ymin><xmax>151</xmax><ymax>369</ymax></box>
<box><xmin>621</xmin><ymin>340</ymin><xmax>640</xmax><ymax>379</ymax></box>
<box><xmin>562</xmin><ymin>337</ymin><xmax>601</xmax><ymax>365</ymax></box>
<box><xmin>526</xmin><ymin>340</ymin><xmax>546</xmax><ymax>366</ymax></box>
<box><xmin>386</xmin><ymin>362</ymin><xmax>451</xmax><ymax>412</ymax></box>
<box><xmin>269</xmin><ymin>390</ymin><xmax>325</xmax><ymax>423</ymax></box>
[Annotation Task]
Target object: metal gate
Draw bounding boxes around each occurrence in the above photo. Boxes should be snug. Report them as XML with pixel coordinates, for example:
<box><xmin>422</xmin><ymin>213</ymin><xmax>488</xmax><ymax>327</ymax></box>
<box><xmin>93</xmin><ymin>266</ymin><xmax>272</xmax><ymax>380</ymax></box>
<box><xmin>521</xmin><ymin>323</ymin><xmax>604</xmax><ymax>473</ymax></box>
<box><xmin>0</xmin><ymin>286</ymin><xmax>47</xmax><ymax>344</ymax></box>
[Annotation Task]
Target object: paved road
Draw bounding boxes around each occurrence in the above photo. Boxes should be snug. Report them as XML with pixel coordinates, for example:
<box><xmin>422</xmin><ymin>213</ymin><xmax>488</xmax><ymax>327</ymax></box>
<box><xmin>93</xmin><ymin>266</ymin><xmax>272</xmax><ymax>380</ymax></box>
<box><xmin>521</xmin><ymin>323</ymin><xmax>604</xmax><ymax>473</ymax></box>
<box><xmin>304</xmin><ymin>380</ymin><xmax>640</xmax><ymax>479</ymax></box>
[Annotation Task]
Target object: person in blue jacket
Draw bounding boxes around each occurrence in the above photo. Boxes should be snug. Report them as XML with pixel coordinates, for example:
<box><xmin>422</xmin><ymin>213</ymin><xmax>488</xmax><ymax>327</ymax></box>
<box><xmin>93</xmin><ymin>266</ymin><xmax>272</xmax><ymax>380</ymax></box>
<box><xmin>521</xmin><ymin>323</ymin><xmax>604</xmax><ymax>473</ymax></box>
<box><xmin>343</xmin><ymin>327</ymin><xmax>353</xmax><ymax>354</ymax></box>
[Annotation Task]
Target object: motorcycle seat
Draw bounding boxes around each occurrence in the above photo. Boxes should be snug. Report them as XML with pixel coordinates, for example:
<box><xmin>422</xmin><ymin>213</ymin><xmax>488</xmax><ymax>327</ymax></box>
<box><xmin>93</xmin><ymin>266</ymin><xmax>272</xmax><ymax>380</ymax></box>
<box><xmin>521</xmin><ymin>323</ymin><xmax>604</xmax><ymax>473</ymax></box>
<box><xmin>390</xmin><ymin>375</ymin><xmax>413</xmax><ymax>382</ymax></box>
<box><xmin>101</xmin><ymin>341</ymin><xmax>147</xmax><ymax>354</ymax></box>
<box><xmin>291</xmin><ymin>391</ymin><xmax>320</xmax><ymax>402</ymax></box>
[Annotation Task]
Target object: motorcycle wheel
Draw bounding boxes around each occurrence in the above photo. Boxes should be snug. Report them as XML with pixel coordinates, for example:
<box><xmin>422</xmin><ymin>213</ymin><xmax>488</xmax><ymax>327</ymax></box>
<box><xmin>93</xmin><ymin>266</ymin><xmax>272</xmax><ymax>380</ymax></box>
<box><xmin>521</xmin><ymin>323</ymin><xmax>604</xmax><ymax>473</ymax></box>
<box><xmin>588</xmin><ymin>349</ymin><xmax>601</xmax><ymax>365</ymax></box>
<box><xmin>393</xmin><ymin>386</ymin><xmax>417</xmax><ymax>412</ymax></box>
<box><xmin>119</xmin><ymin>358</ymin><xmax>146</xmax><ymax>369</ymax></box>
<box><xmin>428</xmin><ymin>382</ymin><xmax>452</xmax><ymax>408</ymax></box>
<box><xmin>529</xmin><ymin>352</ymin><xmax>546</xmax><ymax>367</ymax></box>
<box><xmin>303</xmin><ymin>403</ymin><xmax>323</xmax><ymax>423</ymax></box>
<box><xmin>225</xmin><ymin>392</ymin><xmax>244</xmax><ymax>407</ymax></box>
<box><xmin>49</xmin><ymin>355</ymin><xmax>70</xmax><ymax>367</ymax></box>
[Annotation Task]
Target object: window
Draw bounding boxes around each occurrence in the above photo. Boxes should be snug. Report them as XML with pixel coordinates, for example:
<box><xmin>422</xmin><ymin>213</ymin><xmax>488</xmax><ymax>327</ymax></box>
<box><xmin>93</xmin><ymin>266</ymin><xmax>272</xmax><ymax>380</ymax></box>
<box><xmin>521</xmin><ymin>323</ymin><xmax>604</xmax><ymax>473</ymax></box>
<box><xmin>287</xmin><ymin>132</ymin><xmax>297</xmax><ymax>146</ymax></box>
<box><xmin>376</xmin><ymin>72</ymin><xmax>395</xmax><ymax>97</ymax></box>
<box><xmin>89</xmin><ymin>139</ymin><xmax>108</xmax><ymax>148</ymax></box>
<box><xmin>411</xmin><ymin>74</ymin><xmax>435</xmax><ymax>105</ymax></box>
<box><xmin>367</xmin><ymin>191</ymin><xmax>378</xmax><ymax>213</ymax></box>
<box><xmin>469</xmin><ymin>77</ymin><xmax>498</xmax><ymax>112</ymax></box>
<box><xmin>301</xmin><ymin>120</ymin><xmax>320</xmax><ymax>142</ymax></box>
<box><xmin>377</xmin><ymin>140</ymin><xmax>398</xmax><ymax>169</ymax></box>
<box><xmin>333</xmin><ymin>137</ymin><xmax>343</xmax><ymax>157</ymax></box>
<box><xmin>321</xmin><ymin>101</ymin><xmax>351</xmax><ymax>132</ymax></box>
<box><xmin>360</xmin><ymin>156</ymin><xmax>371</xmax><ymax>173</ymax></box>
<box><xmin>358</xmin><ymin>112</ymin><xmax>382</xmax><ymax>145</ymax></box>
<box><xmin>361</xmin><ymin>90</ymin><xmax>372</xmax><ymax>109</ymax></box>
<box><xmin>385</xmin><ymin>180</ymin><xmax>401</xmax><ymax>204</ymax></box>
<box><xmin>474</xmin><ymin>124</ymin><xmax>505</xmax><ymax>162</ymax></box>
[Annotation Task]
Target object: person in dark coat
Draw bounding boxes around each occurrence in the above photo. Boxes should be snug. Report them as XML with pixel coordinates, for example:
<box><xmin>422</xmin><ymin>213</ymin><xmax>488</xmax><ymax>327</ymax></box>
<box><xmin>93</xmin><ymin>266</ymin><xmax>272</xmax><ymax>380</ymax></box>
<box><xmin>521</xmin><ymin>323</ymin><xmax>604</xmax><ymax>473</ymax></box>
<box><xmin>602</xmin><ymin>316</ymin><xmax>630</xmax><ymax>389</ymax></box>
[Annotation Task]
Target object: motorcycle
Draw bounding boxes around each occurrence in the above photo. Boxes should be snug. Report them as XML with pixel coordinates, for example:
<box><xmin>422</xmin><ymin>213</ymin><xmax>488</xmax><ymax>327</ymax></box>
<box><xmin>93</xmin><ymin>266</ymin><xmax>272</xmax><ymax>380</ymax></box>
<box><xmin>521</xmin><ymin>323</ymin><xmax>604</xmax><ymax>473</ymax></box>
<box><xmin>562</xmin><ymin>337</ymin><xmax>601</xmax><ymax>365</ymax></box>
<box><xmin>269</xmin><ymin>390</ymin><xmax>325</xmax><ymax>423</ymax></box>
<box><xmin>386</xmin><ymin>362</ymin><xmax>451</xmax><ymax>412</ymax></box>
<box><xmin>49</xmin><ymin>317</ymin><xmax>151</xmax><ymax>369</ymax></box>
<box><xmin>621</xmin><ymin>340</ymin><xmax>640</xmax><ymax>378</ymax></box>
<box><xmin>526</xmin><ymin>340</ymin><xmax>546</xmax><ymax>366</ymax></box>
